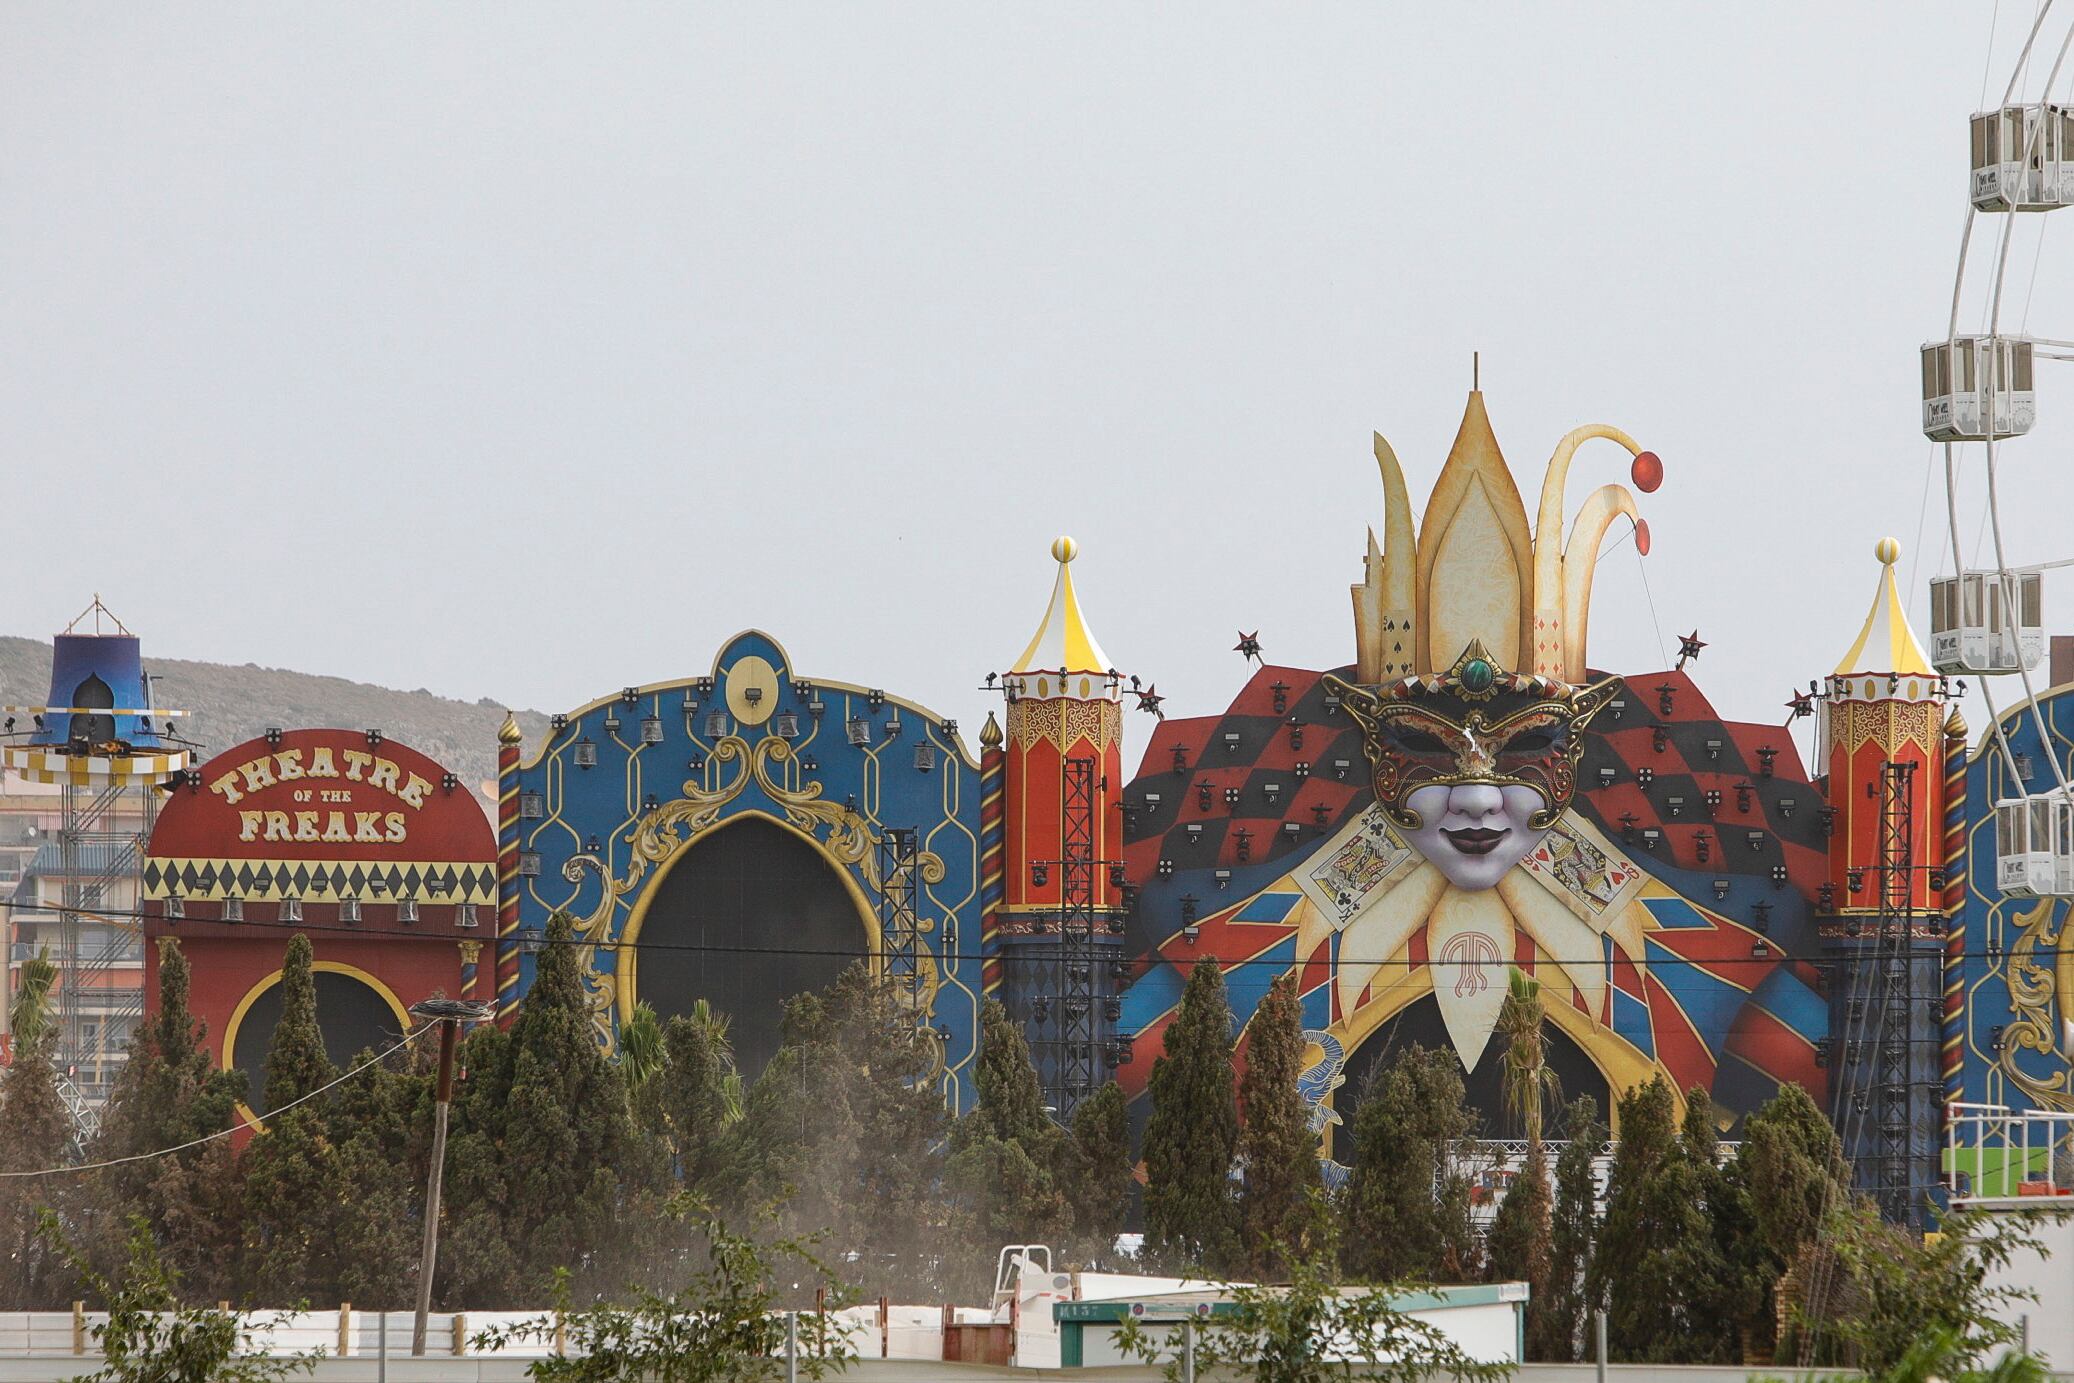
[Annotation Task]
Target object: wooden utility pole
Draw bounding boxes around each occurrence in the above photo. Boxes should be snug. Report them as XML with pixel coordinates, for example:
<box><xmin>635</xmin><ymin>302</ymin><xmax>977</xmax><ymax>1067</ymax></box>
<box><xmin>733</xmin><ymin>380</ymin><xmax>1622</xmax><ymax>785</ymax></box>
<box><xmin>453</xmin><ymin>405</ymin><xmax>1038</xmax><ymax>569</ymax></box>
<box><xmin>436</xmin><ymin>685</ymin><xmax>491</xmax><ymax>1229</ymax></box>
<box><xmin>410</xmin><ymin>998</ymin><xmax>490</xmax><ymax>1355</ymax></box>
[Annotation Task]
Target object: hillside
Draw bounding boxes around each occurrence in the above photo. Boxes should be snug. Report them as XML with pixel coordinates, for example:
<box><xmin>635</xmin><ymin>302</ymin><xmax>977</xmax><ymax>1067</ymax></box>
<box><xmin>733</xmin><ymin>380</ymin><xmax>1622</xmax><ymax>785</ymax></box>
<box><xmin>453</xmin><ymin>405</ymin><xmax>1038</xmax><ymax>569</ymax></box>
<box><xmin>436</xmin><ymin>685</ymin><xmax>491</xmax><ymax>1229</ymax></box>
<box><xmin>0</xmin><ymin>636</ymin><xmax>549</xmax><ymax>788</ymax></box>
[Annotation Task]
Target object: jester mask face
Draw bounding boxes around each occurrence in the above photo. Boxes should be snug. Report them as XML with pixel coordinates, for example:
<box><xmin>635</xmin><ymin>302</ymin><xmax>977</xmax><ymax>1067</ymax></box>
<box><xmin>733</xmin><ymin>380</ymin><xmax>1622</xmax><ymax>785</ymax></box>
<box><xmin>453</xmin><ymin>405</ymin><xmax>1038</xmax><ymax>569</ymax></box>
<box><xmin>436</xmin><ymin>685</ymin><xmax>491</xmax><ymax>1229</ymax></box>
<box><xmin>1327</xmin><ymin>646</ymin><xmax>1621</xmax><ymax>892</ymax></box>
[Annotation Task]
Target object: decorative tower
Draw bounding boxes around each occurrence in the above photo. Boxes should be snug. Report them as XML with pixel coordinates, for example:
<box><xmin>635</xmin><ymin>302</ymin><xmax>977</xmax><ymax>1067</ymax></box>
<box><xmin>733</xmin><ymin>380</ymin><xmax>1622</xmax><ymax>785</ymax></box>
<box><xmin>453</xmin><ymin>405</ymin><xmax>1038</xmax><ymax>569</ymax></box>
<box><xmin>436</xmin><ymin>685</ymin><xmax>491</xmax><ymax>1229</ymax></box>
<box><xmin>1820</xmin><ymin>537</ymin><xmax>1949</xmax><ymax>1226</ymax></box>
<box><xmin>0</xmin><ymin>597</ymin><xmax>188</xmax><ymax>1104</ymax></box>
<box><xmin>994</xmin><ymin>536</ymin><xmax>1127</xmax><ymax>1118</ymax></box>
<box><xmin>1825</xmin><ymin>539</ymin><xmax>1949</xmax><ymax>916</ymax></box>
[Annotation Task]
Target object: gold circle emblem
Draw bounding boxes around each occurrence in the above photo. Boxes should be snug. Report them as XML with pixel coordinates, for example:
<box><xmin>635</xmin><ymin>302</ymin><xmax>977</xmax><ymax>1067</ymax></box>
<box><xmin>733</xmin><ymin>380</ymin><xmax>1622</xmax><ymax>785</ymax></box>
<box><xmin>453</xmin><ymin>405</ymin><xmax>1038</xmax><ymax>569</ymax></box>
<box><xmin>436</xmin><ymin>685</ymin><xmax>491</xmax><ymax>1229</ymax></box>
<box><xmin>725</xmin><ymin>656</ymin><xmax>781</xmax><ymax>725</ymax></box>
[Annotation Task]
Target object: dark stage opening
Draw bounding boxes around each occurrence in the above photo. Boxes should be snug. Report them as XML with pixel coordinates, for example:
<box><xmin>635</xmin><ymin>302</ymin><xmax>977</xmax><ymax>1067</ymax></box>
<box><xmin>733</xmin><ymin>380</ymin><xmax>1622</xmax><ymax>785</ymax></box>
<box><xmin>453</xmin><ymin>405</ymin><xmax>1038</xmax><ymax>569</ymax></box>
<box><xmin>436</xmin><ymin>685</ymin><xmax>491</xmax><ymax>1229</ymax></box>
<box><xmin>70</xmin><ymin>673</ymin><xmax>114</xmax><ymax>746</ymax></box>
<box><xmin>634</xmin><ymin>817</ymin><xmax>869</xmax><ymax>1077</ymax></box>
<box><xmin>1330</xmin><ymin>994</ymin><xmax>1611</xmax><ymax>1162</ymax></box>
<box><xmin>231</xmin><ymin>971</ymin><xmax>403</xmax><ymax>1113</ymax></box>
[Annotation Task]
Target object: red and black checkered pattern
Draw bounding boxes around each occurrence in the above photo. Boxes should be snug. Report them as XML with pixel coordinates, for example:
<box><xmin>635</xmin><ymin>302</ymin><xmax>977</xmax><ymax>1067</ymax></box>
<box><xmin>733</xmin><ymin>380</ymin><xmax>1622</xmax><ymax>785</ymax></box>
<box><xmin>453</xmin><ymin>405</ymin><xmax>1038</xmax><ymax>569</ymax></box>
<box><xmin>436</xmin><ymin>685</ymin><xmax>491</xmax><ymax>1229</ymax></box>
<box><xmin>1120</xmin><ymin>664</ymin><xmax>1827</xmax><ymax>959</ymax></box>
<box><xmin>1567</xmin><ymin>669</ymin><xmax>1828</xmax><ymax>900</ymax></box>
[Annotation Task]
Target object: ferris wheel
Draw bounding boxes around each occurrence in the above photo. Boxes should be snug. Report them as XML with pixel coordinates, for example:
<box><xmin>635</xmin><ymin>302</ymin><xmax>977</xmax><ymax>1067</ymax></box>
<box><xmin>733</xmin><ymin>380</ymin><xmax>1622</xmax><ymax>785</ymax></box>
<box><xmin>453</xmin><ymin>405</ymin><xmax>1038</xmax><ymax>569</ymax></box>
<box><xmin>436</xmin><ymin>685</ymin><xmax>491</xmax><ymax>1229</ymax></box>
<box><xmin>1927</xmin><ymin>3</ymin><xmax>2074</xmax><ymax>888</ymax></box>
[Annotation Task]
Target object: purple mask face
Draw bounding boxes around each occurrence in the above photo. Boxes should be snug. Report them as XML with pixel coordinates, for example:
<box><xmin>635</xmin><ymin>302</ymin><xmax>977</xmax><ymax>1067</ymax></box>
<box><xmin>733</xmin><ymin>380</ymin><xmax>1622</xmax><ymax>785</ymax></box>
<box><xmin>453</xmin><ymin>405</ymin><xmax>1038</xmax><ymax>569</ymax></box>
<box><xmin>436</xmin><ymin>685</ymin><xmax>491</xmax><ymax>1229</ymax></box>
<box><xmin>1397</xmin><ymin>781</ymin><xmax>1550</xmax><ymax>891</ymax></box>
<box><xmin>1328</xmin><ymin>659</ymin><xmax>1622</xmax><ymax>891</ymax></box>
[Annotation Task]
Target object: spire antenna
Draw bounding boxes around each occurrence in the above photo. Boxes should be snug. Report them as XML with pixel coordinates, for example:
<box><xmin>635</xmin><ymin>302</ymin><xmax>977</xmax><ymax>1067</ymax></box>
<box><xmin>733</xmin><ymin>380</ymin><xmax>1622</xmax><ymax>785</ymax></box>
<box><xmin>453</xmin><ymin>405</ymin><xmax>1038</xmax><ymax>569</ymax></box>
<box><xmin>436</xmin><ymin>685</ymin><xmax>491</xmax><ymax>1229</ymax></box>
<box><xmin>1473</xmin><ymin>351</ymin><xmax>1480</xmax><ymax>391</ymax></box>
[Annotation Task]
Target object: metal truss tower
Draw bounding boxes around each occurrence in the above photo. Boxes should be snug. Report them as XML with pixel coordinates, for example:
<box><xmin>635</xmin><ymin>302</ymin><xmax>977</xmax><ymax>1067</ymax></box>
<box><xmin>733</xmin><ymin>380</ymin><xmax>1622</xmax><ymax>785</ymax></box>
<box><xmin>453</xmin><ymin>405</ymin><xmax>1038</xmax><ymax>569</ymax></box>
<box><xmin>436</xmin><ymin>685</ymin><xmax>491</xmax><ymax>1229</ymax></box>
<box><xmin>1055</xmin><ymin>755</ymin><xmax>1100</xmax><ymax>1112</ymax></box>
<box><xmin>876</xmin><ymin>827</ymin><xmax>923</xmax><ymax>1007</ymax></box>
<box><xmin>1870</xmin><ymin>758</ymin><xmax>1921</xmax><ymax>1224</ymax></box>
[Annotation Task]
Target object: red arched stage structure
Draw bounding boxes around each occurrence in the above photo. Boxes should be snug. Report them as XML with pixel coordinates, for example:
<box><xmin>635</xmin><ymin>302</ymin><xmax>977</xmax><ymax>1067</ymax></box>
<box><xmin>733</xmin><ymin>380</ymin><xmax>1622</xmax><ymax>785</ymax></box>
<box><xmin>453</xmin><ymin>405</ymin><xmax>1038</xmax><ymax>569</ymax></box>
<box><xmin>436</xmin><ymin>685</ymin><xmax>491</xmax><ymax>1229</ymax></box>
<box><xmin>140</xmin><ymin>729</ymin><xmax>495</xmax><ymax>1121</ymax></box>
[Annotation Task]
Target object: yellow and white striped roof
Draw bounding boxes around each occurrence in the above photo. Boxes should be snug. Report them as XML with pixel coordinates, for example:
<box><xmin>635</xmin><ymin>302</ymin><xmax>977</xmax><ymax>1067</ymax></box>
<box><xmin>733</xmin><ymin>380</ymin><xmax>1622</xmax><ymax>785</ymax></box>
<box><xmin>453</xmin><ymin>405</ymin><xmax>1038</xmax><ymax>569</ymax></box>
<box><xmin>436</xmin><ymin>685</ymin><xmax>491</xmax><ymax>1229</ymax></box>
<box><xmin>1833</xmin><ymin>536</ymin><xmax>1935</xmax><ymax>677</ymax></box>
<box><xmin>1010</xmin><ymin>536</ymin><xmax>1117</xmax><ymax>681</ymax></box>
<box><xmin>1</xmin><ymin>744</ymin><xmax>188</xmax><ymax>788</ymax></box>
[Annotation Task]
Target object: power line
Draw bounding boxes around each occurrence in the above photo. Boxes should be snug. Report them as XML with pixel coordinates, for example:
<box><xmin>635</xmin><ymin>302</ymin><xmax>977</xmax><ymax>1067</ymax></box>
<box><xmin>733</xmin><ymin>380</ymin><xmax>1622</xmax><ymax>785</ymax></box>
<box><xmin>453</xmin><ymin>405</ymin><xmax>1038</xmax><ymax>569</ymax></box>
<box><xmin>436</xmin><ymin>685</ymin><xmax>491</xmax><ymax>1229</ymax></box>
<box><xmin>0</xmin><ymin>1029</ymin><xmax>426</xmax><ymax>1180</ymax></box>
<box><xmin>0</xmin><ymin>893</ymin><xmax>1988</xmax><ymax>970</ymax></box>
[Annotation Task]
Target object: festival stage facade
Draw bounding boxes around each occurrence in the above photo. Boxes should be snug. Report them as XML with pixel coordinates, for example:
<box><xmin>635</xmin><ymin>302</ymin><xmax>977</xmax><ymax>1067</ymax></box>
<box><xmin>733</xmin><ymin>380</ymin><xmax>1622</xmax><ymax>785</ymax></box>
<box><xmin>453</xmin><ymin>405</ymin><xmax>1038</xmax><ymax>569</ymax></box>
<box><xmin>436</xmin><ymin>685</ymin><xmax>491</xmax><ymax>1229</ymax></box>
<box><xmin>493</xmin><ymin>629</ymin><xmax>988</xmax><ymax>1109</ymax></box>
<box><xmin>139</xmin><ymin>728</ymin><xmax>496</xmax><ymax>1120</ymax></box>
<box><xmin>72</xmin><ymin>386</ymin><xmax>2074</xmax><ymax>1213</ymax></box>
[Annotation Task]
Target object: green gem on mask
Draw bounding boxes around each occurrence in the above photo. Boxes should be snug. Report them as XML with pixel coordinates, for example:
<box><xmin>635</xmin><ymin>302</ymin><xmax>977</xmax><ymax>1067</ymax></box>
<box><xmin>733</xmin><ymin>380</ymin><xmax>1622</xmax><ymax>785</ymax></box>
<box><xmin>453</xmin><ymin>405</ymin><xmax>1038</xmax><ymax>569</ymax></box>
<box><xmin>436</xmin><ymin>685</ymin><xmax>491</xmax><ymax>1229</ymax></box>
<box><xmin>1460</xmin><ymin>658</ymin><xmax>1495</xmax><ymax>693</ymax></box>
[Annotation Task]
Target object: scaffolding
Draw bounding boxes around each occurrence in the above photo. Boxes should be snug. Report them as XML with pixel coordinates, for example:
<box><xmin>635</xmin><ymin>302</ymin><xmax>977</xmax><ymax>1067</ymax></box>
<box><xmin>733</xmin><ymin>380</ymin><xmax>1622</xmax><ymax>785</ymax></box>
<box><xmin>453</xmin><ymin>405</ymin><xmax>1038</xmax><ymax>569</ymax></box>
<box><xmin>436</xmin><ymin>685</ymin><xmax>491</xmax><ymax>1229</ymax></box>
<box><xmin>53</xmin><ymin>780</ymin><xmax>156</xmax><ymax>1102</ymax></box>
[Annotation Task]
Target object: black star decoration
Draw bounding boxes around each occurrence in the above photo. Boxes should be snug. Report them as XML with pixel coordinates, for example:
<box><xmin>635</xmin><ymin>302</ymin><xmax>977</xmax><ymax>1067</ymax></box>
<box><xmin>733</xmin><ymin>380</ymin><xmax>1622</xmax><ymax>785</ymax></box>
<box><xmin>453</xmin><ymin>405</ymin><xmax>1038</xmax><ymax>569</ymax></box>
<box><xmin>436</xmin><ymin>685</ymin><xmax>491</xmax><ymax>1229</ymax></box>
<box><xmin>1676</xmin><ymin>630</ymin><xmax>1707</xmax><ymax>670</ymax></box>
<box><xmin>1234</xmin><ymin>631</ymin><xmax>1263</xmax><ymax>663</ymax></box>
<box><xmin>1135</xmin><ymin>684</ymin><xmax>1166</xmax><ymax>719</ymax></box>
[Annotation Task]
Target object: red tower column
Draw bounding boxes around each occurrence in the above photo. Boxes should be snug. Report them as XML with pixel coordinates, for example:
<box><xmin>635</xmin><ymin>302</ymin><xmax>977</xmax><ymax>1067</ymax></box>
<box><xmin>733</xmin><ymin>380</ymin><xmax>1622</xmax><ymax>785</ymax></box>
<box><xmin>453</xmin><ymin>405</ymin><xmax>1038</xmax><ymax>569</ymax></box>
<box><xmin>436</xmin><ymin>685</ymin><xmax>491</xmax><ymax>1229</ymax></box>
<box><xmin>1825</xmin><ymin>540</ymin><xmax>1948</xmax><ymax>916</ymax></box>
<box><xmin>995</xmin><ymin>536</ymin><xmax>1128</xmax><ymax>1116</ymax></box>
<box><xmin>1819</xmin><ymin>537</ymin><xmax>1949</xmax><ymax>1224</ymax></box>
<box><xmin>998</xmin><ymin>538</ymin><xmax>1125</xmax><ymax>932</ymax></box>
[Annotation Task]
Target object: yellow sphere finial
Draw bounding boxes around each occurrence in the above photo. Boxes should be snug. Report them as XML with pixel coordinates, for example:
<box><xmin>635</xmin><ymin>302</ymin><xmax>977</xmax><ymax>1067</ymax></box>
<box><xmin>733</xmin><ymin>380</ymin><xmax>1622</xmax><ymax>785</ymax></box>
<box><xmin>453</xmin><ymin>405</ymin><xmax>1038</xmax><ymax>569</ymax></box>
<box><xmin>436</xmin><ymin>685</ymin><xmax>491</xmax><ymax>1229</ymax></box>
<box><xmin>1875</xmin><ymin>536</ymin><xmax>1901</xmax><ymax>566</ymax></box>
<box><xmin>497</xmin><ymin>711</ymin><xmax>523</xmax><ymax>745</ymax></box>
<box><xmin>1051</xmin><ymin>535</ymin><xmax>1078</xmax><ymax>564</ymax></box>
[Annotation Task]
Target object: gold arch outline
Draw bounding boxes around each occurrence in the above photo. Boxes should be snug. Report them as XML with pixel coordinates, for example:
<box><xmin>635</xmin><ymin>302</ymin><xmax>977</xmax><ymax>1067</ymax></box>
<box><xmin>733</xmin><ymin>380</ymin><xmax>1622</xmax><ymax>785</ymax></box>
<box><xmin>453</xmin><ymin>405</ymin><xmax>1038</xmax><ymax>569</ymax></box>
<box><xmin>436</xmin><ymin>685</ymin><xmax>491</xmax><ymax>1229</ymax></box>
<box><xmin>222</xmin><ymin>960</ymin><xmax>411</xmax><ymax>1131</ymax></box>
<box><xmin>614</xmin><ymin>808</ymin><xmax>884</xmax><ymax>1029</ymax></box>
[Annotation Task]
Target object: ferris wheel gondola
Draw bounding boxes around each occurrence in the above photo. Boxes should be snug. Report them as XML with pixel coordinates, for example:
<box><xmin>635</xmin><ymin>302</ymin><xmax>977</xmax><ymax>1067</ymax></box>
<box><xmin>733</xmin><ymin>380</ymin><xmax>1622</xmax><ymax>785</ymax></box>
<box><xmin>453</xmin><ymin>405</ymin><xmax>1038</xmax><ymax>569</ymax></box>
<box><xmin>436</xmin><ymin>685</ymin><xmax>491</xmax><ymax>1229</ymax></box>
<box><xmin>1970</xmin><ymin>102</ymin><xmax>2074</xmax><ymax>211</ymax></box>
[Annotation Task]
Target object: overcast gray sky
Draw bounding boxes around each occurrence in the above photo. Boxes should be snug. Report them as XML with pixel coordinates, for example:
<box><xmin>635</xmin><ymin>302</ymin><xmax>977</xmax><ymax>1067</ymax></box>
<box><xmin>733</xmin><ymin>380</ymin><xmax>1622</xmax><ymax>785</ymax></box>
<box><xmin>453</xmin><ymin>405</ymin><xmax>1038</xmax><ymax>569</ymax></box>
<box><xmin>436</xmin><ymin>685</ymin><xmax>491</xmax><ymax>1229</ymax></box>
<box><xmin>5</xmin><ymin>6</ymin><xmax>2068</xmax><ymax>769</ymax></box>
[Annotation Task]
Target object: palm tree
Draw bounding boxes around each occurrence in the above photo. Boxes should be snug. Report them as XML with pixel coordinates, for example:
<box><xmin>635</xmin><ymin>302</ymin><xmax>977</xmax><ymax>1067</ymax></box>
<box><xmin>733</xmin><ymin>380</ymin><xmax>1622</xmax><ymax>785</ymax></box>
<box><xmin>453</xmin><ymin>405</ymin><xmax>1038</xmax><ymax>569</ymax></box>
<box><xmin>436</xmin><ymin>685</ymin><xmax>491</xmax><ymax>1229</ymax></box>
<box><xmin>1490</xmin><ymin>968</ymin><xmax>1561</xmax><ymax>1343</ymax></box>
<box><xmin>619</xmin><ymin>1000</ymin><xmax>668</xmax><ymax>1092</ymax></box>
<box><xmin>7</xmin><ymin>947</ymin><xmax>56</xmax><ymax>1052</ymax></box>
<box><xmin>686</xmin><ymin>998</ymin><xmax>744</xmax><ymax>1125</ymax></box>
<box><xmin>1495</xmin><ymin>969</ymin><xmax>1561</xmax><ymax>1153</ymax></box>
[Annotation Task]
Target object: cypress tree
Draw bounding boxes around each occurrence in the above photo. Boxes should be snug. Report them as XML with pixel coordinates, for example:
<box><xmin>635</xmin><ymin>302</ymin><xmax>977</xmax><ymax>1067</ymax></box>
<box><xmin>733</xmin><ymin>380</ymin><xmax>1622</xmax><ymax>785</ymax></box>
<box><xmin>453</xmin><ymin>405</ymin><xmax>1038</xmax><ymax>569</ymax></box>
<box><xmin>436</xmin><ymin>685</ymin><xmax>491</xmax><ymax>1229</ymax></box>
<box><xmin>947</xmin><ymin>1000</ymin><xmax>1069</xmax><ymax>1259</ymax></box>
<box><xmin>1681</xmin><ymin>1091</ymin><xmax>1753</xmax><ymax>1362</ymax></box>
<box><xmin>261</xmin><ymin>935</ymin><xmax>336</xmax><ymax>1114</ymax></box>
<box><xmin>1539</xmin><ymin>1094</ymin><xmax>1603</xmax><ymax>1361</ymax></box>
<box><xmin>1236</xmin><ymin>972</ymin><xmax>1324</xmax><ymax>1280</ymax></box>
<box><xmin>239</xmin><ymin>934</ymin><xmax>341</xmax><ymax>1304</ymax></box>
<box><xmin>1067</xmin><ymin>1081</ymin><xmax>1132</xmax><ymax>1266</ymax></box>
<box><xmin>1141</xmin><ymin>959</ymin><xmax>1239</xmax><ymax>1277</ymax></box>
<box><xmin>0</xmin><ymin>1021</ymin><xmax>73</xmax><ymax>1307</ymax></box>
<box><xmin>1485</xmin><ymin>1158</ymin><xmax>1551</xmax><ymax>1303</ymax></box>
<box><xmin>327</xmin><ymin>1045</ymin><xmax>431</xmax><ymax>1308</ymax></box>
<box><xmin>1436</xmin><ymin>1163</ymin><xmax>1482</xmax><ymax>1282</ymax></box>
<box><xmin>1735</xmin><ymin>1083</ymin><xmax>1851</xmax><ymax>1358</ymax></box>
<box><xmin>971</xmin><ymin>998</ymin><xmax>1055</xmax><ymax>1150</ymax></box>
<box><xmin>1591</xmin><ymin>1076</ymin><xmax>1720</xmax><ymax>1362</ymax></box>
<box><xmin>717</xmin><ymin>964</ymin><xmax>950</xmax><ymax>1303</ymax></box>
<box><xmin>718</xmin><ymin>1039</ymin><xmax>845</xmax><ymax>1238</ymax></box>
<box><xmin>1338</xmin><ymin>1044</ymin><xmax>1474</xmax><ymax>1284</ymax></box>
<box><xmin>819</xmin><ymin>965</ymin><xmax>952</xmax><ymax>1300</ymax></box>
<box><xmin>89</xmin><ymin>937</ymin><xmax>245</xmax><ymax>1297</ymax></box>
<box><xmin>443</xmin><ymin>911</ymin><xmax>644</xmax><ymax>1304</ymax></box>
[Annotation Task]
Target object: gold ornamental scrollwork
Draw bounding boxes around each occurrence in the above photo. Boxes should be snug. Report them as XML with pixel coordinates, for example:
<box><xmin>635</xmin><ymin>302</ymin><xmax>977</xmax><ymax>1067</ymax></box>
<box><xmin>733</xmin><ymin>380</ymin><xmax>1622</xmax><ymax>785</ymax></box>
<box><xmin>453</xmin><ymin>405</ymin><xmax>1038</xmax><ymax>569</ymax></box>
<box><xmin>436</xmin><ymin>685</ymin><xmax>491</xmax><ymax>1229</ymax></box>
<box><xmin>1997</xmin><ymin>896</ymin><xmax>2073</xmax><ymax>1110</ymax></box>
<box><xmin>594</xmin><ymin>731</ymin><xmax>949</xmax><ymax>1020</ymax></box>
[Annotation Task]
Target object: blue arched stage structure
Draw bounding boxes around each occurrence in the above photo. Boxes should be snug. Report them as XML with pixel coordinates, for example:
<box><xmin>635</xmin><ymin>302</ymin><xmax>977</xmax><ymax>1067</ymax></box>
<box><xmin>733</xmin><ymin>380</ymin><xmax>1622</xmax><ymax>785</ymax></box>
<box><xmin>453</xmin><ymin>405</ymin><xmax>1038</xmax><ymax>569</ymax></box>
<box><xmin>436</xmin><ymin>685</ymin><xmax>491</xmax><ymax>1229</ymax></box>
<box><xmin>494</xmin><ymin>631</ymin><xmax>985</xmax><ymax>1111</ymax></box>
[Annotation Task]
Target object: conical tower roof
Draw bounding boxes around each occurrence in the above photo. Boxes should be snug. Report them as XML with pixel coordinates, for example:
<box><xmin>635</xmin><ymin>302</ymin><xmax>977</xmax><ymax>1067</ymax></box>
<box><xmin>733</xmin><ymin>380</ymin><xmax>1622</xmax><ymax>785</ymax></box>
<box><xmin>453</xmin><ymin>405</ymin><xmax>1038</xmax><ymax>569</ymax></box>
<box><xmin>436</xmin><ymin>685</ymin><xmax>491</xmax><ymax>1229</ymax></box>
<box><xmin>1833</xmin><ymin>537</ymin><xmax>1935</xmax><ymax>677</ymax></box>
<box><xmin>1010</xmin><ymin>536</ymin><xmax>1117</xmax><ymax>678</ymax></box>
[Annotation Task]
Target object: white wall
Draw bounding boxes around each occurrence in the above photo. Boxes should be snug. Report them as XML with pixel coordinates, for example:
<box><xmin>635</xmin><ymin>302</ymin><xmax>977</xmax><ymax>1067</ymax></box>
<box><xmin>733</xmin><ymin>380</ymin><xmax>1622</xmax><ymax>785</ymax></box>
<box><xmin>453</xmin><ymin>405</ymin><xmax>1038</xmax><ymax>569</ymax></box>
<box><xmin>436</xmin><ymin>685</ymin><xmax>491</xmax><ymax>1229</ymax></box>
<box><xmin>1965</xmin><ymin>1197</ymin><xmax>2074</xmax><ymax>1371</ymax></box>
<box><xmin>1074</xmin><ymin>1300</ymin><xmax>1521</xmax><ymax>1368</ymax></box>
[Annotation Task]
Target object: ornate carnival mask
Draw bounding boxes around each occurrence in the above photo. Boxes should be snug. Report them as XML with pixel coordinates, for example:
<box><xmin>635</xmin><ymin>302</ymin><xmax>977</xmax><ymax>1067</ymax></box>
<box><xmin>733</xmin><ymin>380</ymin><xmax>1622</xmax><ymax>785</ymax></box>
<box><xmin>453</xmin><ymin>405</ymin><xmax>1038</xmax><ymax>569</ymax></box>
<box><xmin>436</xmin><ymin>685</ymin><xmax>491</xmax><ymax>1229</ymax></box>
<box><xmin>1326</xmin><ymin>645</ymin><xmax>1621</xmax><ymax>891</ymax></box>
<box><xmin>1332</xmin><ymin>388</ymin><xmax>1654</xmax><ymax>890</ymax></box>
